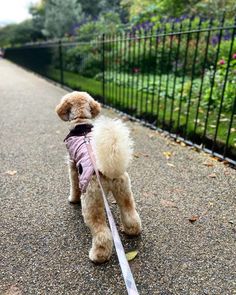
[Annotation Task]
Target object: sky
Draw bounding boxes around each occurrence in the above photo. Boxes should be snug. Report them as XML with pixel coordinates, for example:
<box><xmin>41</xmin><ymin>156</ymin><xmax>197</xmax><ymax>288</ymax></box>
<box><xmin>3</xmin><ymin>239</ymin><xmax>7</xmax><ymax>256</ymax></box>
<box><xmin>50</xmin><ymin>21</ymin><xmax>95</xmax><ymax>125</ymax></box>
<box><xmin>0</xmin><ymin>0</ymin><xmax>39</xmax><ymax>27</ymax></box>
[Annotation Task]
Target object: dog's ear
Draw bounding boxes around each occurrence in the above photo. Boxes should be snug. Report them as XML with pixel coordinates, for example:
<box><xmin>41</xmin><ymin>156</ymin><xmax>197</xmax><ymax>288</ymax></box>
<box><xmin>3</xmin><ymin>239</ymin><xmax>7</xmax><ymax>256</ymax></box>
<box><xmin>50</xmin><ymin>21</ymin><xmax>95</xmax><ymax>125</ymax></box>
<box><xmin>55</xmin><ymin>99</ymin><xmax>71</xmax><ymax>121</ymax></box>
<box><xmin>90</xmin><ymin>99</ymin><xmax>101</xmax><ymax>118</ymax></box>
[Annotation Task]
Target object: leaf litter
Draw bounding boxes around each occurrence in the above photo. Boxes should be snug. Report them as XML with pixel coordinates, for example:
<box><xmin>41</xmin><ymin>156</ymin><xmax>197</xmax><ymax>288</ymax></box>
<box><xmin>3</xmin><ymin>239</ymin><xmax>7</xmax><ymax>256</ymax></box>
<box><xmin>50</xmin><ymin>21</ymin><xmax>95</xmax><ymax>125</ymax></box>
<box><xmin>4</xmin><ymin>170</ymin><xmax>17</xmax><ymax>176</ymax></box>
<box><xmin>125</xmin><ymin>250</ymin><xmax>138</xmax><ymax>261</ymax></box>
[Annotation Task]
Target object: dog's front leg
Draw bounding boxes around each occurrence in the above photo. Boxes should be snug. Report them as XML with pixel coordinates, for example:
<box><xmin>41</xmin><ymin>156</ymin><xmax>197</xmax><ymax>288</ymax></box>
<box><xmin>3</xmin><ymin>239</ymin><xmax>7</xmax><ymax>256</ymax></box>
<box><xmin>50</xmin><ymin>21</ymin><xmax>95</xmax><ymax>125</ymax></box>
<box><xmin>68</xmin><ymin>159</ymin><xmax>81</xmax><ymax>203</ymax></box>
<box><xmin>81</xmin><ymin>178</ymin><xmax>113</xmax><ymax>263</ymax></box>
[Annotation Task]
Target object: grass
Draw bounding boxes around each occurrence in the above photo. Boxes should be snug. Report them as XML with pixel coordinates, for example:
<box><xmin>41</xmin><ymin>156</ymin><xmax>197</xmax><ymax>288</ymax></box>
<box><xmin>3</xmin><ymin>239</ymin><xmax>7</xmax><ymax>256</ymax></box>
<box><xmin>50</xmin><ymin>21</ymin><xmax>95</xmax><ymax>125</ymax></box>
<box><xmin>46</xmin><ymin>67</ymin><xmax>236</xmax><ymax>158</ymax></box>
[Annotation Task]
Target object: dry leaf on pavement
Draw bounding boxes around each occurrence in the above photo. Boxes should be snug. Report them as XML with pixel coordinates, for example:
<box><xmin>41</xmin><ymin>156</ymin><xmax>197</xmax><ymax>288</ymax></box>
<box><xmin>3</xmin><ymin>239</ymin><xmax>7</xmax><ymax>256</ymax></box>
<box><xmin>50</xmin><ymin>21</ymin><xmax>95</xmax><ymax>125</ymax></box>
<box><xmin>125</xmin><ymin>250</ymin><xmax>138</xmax><ymax>261</ymax></box>
<box><xmin>203</xmin><ymin>161</ymin><xmax>214</xmax><ymax>167</ymax></box>
<box><xmin>167</xmin><ymin>163</ymin><xmax>175</xmax><ymax>167</ymax></box>
<box><xmin>4</xmin><ymin>170</ymin><xmax>17</xmax><ymax>176</ymax></box>
<box><xmin>163</xmin><ymin>151</ymin><xmax>172</xmax><ymax>159</ymax></box>
<box><xmin>189</xmin><ymin>215</ymin><xmax>199</xmax><ymax>223</ymax></box>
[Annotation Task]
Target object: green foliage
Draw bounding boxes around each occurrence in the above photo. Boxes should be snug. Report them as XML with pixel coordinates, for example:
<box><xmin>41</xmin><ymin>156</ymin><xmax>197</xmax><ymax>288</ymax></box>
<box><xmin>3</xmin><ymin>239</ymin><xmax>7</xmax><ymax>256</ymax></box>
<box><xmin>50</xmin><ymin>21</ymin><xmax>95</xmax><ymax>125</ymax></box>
<box><xmin>195</xmin><ymin>0</ymin><xmax>236</xmax><ymax>19</ymax></box>
<box><xmin>202</xmin><ymin>56</ymin><xmax>236</xmax><ymax>111</ymax></box>
<box><xmin>76</xmin><ymin>11</ymin><xmax>122</xmax><ymax>40</ymax></box>
<box><xmin>29</xmin><ymin>0</ymin><xmax>46</xmax><ymax>36</ymax></box>
<box><xmin>126</xmin><ymin>0</ymin><xmax>235</xmax><ymax>26</ymax></box>
<box><xmin>44</xmin><ymin>0</ymin><xmax>83</xmax><ymax>38</ymax></box>
<box><xmin>0</xmin><ymin>20</ymin><xmax>44</xmax><ymax>47</ymax></box>
<box><xmin>79</xmin><ymin>0</ymin><xmax>122</xmax><ymax>18</ymax></box>
<box><xmin>63</xmin><ymin>44</ymin><xmax>102</xmax><ymax>77</ymax></box>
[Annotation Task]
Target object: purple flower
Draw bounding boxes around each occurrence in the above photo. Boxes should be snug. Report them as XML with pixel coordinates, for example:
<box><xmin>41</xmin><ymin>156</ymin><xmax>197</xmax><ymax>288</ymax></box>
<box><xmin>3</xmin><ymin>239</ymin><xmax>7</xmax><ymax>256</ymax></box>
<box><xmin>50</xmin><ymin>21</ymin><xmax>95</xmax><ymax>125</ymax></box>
<box><xmin>211</xmin><ymin>36</ymin><xmax>219</xmax><ymax>46</ymax></box>
<box><xmin>232</xmin><ymin>53</ymin><xmax>236</xmax><ymax>59</ymax></box>
<box><xmin>174</xmin><ymin>18</ymin><xmax>180</xmax><ymax>23</ymax></box>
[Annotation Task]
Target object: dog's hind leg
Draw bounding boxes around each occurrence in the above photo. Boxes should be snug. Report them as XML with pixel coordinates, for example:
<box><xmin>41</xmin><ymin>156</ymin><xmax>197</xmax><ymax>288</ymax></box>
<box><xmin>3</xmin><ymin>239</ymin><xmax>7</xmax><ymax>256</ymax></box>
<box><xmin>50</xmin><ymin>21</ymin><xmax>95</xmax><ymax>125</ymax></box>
<box><xmin>111</xmin><ymin>172</ymin><xmax>142</xmax><ymax>236</ymax></box>
<box><xmin>68</xmin><ymin>159</ymin><xmax>81</xmax><ymax>203</ymax></box>
<box><xmin>81</xmin><ymin>177</ymin><xmax>113</xmax><ymax>263</ymax></box>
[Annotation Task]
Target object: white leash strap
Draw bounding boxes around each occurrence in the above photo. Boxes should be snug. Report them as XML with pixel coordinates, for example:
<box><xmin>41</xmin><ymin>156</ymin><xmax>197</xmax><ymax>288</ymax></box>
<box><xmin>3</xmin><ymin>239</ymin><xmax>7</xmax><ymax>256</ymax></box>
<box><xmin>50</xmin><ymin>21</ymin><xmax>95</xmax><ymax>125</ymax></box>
<box><xmin>85</xmin><ymin>138</ymin><xmax>139</xmax><ymax>295</ymax></box>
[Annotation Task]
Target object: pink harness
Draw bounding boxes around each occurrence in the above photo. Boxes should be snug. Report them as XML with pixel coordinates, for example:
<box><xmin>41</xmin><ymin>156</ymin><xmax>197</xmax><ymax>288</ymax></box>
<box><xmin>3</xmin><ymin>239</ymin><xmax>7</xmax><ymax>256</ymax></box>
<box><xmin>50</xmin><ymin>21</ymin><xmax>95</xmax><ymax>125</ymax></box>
<box><xmin>64</xmin><ymin>124</ymin><xmax>94</xmax><ymax>193</ymax></box>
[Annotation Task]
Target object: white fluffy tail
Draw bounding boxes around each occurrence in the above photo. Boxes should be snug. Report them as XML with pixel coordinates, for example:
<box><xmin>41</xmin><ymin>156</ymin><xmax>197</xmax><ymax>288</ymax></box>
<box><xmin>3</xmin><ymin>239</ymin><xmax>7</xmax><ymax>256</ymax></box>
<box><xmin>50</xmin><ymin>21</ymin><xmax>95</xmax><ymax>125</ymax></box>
<box><xmin>92</xmin><ymin>116</ymin><xmax>133</xmax><ymax>179</ymax></box>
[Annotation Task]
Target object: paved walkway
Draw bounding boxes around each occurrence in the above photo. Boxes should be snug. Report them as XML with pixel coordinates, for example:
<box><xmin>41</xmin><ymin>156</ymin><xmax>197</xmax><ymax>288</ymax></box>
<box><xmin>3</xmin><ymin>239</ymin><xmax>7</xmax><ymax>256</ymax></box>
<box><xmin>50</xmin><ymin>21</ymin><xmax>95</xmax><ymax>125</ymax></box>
<box><xmin>0</xmin><ymin>59</ymin><xmax>236</xmax><ymax>295</ymax></box>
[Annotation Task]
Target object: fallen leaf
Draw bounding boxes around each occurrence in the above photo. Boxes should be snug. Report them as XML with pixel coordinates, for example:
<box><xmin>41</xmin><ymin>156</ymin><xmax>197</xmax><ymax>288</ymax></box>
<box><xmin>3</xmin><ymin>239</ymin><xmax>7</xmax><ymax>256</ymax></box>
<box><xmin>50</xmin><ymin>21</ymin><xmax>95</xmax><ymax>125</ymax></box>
<box><xmin>4</xmin><ymin>170</ymin><xmax>17</xmax><ymax>176</ymax></box>
<box><xmin>160</xmin><ymin>199</ymin><xmax>177</xmax><ymax>208</ymax></box>
<box><xmin>208</xmin><ymin>173</ymin><xmax>217</xmax><ymax>178</ymax></box>
<box><xmin>134</xmin><ymin>153</ymin><xmax>140</xmax><ymax>158</ymax></box>
<box><xmin>125</xmin><ymin>250</ymin><xmax>138</xmax><ymax>261</ymax></box>
<box><xmin>163</xmin><ymin>151</ymin><xmax>172</xmax><ymax>159</ymax></box>
<box><xmin>203</xmin><ymin>161</ymin><xmax>214</xmax><ymax>167</ymax></box>
<box><xmin>167</xmin><ymin>163</ymin><xmax>175</xmax><ymax>167</ymax></box>
<box><xmin>211</xmin><ymin>157</ymin><xmax>219</xmax><ymax>161</ymax></box>
<box><xmin>189</xmin><ymin>215</ymin><xmax>199</xmax><ymax>223</ymax></box>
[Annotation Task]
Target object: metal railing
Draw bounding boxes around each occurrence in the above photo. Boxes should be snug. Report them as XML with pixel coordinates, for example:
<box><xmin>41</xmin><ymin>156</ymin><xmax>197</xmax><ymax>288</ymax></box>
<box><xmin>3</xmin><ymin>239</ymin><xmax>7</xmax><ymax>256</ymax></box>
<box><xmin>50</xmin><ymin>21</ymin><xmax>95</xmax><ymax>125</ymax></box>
<box><xmin>4</xmin><ymin>16</ymin><xmax>236</xmax><ymax>165</ymax></box>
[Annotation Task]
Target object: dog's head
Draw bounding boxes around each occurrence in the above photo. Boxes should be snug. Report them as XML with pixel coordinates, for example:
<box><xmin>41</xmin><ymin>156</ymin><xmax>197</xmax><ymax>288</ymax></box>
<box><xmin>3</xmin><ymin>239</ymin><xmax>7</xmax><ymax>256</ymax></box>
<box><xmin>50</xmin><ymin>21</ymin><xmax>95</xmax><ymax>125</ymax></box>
<box><xmin>55</xmin><ymin>91</ymin><xmax>101</xmax><ymax>123</ymax></box>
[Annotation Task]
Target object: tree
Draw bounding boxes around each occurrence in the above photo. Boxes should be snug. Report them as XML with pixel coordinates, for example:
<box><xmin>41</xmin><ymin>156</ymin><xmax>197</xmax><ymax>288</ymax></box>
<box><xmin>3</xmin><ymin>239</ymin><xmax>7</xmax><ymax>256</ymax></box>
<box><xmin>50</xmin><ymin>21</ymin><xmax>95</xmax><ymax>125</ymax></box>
<box><xmin>0</xmin><ymin>20</ymin><xmax>44</xmax><ymax>47</ymax></box>
<box><xmin>29</xmin><ymin>0</ymin><xmax>46</xmax><ymax>37</ymax></box>
<box><xmin>43</xmin><ymin>0</ymin><xmax>83</xmax><ymax>38</ymax></box>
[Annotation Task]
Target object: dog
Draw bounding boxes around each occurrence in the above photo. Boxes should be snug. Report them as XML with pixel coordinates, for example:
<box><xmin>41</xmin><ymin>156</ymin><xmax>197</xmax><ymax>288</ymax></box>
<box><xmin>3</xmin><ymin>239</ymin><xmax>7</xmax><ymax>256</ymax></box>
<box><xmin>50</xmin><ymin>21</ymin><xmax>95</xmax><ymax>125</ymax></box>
<box><xmin>55</xmin><ymin>91</ymin><xmax>142</xmax><ymax>263</ymax></box>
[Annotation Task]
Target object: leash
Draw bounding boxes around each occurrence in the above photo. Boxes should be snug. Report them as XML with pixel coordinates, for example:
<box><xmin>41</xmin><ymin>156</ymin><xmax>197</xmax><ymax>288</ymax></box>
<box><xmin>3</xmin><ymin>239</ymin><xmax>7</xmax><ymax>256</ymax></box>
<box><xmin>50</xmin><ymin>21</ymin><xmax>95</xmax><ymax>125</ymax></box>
<box><xmin>84</xmin><ymin>137</ymin><xmax>139</xmax><ymax>295</ymax></box>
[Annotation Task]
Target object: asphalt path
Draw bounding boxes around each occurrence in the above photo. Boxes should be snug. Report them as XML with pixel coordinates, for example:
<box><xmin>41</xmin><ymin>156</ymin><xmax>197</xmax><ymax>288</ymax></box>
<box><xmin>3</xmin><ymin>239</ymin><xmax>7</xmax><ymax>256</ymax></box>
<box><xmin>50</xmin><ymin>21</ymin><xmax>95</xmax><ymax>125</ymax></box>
<box><xmin>1</xmin><ymin>59</ymin><xmax>236</xmax><ymax>295</ymax></box>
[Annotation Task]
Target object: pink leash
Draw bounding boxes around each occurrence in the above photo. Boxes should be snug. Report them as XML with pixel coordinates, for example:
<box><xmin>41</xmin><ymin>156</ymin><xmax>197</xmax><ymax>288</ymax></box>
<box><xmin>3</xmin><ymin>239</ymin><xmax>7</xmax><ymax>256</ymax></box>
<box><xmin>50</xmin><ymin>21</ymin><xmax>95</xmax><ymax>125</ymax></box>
<box><xmin>84</xmin><ymin>137</ymin><xmax>139</xmax><ymax>295</ymax></box>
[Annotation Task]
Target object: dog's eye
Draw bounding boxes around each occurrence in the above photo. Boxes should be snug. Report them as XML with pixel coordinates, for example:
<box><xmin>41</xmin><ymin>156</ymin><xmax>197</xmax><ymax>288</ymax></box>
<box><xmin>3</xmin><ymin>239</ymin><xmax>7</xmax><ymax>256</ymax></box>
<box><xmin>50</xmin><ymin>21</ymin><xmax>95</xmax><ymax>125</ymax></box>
<box><xmin>78</xmin><ymin>164</ymin><xmax>83</xmax><ymax>175</ymax></box>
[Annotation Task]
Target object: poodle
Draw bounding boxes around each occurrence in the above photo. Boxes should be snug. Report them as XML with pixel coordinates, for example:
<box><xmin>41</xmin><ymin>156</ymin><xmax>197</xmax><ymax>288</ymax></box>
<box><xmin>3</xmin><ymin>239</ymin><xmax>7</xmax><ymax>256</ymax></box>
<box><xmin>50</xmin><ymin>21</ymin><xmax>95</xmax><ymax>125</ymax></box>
<box><xmin>55</xmin><ymin>91</ymin><xmax>142</xmax><ymax>263</ymax></box>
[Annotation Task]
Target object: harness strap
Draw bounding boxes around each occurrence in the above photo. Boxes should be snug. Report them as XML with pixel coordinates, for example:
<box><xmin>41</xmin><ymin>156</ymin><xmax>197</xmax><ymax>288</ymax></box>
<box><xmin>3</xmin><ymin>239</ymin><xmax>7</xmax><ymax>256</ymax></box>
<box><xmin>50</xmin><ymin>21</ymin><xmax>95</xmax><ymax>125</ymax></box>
<box><xmin>84</xmin><ymin>137</ymin><xmax>139</xmax><ymax>295</ymax></box>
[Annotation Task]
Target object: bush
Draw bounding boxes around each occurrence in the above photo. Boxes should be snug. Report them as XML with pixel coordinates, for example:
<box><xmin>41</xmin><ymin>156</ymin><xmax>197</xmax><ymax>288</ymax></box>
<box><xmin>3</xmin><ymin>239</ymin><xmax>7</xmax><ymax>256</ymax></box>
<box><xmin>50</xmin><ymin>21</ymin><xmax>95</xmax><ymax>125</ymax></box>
<box><xmin>202</xmin><ymin>54</ymin><xmax>236</xmax><ymax>111</ymax></box>
<box><xmin>62</xmin><ymin>43</ymin><xmax>102</xmax><ymax>78</ymax></box>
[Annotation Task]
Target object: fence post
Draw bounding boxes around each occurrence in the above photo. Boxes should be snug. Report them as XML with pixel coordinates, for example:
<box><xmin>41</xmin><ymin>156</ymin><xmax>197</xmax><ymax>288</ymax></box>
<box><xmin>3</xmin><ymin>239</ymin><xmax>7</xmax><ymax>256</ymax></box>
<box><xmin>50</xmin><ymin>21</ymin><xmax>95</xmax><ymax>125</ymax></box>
<box><xmin>102</xmin><ymin>33</ymin><xmax>105</xmax><ymax>104</ymax></box>
<box><xmin>58</xmin><ymin>40</ymin><xmax>64</xmax><ymax>86</ymax></box>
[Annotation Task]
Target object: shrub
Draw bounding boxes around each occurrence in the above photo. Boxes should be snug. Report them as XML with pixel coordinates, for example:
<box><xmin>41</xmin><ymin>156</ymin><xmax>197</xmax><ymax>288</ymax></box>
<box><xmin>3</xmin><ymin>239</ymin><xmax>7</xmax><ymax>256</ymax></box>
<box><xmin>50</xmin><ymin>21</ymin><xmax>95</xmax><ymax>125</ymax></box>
<box><xmin>202</xmin><ymin>54</ymin><xmax>236</xmax><ymax>111</ymax></box>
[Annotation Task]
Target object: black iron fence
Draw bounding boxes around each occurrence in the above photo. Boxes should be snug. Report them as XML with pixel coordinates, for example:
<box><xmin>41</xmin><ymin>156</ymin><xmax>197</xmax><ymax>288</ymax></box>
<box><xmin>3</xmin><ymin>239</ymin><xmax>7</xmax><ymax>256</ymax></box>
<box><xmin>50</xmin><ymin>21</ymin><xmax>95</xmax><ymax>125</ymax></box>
<box><xmin>5</xmin><ymin>16</ymin><xmax>236</xmax><ymax>165</ymax></box>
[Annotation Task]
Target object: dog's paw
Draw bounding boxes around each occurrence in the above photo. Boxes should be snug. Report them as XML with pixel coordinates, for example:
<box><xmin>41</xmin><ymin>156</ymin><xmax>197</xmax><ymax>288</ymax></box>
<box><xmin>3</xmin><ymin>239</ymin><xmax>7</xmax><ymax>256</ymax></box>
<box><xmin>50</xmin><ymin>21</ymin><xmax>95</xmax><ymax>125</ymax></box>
<box><xmin>122</xmin><ymin>211</ymin><xmax>142</xmax><ymax>236</ymax></box>
<box><xmin>68</xmin><ymin>194</ymin><xmax>81</xmax><ymax>204</ymax></box>
<box><xmin>89</xmin><ymin>230</ymin><xmax>113</xmax><ymax>264</ymax></box>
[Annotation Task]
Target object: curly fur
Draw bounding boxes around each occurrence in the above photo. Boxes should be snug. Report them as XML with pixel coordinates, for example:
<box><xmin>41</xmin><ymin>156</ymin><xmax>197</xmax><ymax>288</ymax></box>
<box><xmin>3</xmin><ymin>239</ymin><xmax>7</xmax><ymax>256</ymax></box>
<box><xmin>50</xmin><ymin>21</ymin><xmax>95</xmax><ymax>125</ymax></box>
<box><xmin>55</xmin><ymin>91</ymin><xmax>142</xmax><ymax>264</ymax></box>
<box><xmin>92</xmin><ymin>116</ymin><xmax>133</xmax><ymax>179</ymax></box>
